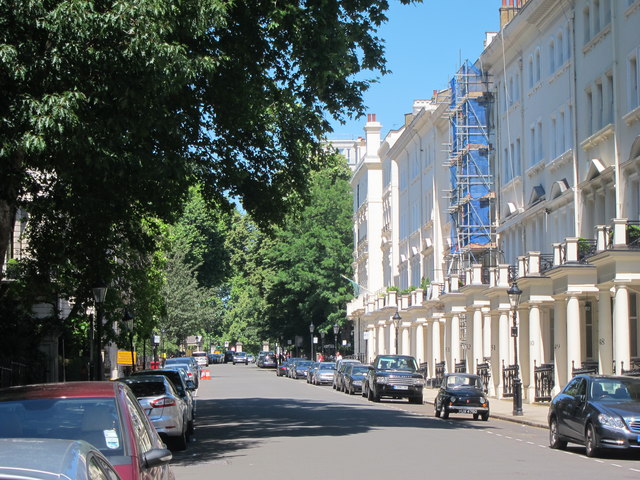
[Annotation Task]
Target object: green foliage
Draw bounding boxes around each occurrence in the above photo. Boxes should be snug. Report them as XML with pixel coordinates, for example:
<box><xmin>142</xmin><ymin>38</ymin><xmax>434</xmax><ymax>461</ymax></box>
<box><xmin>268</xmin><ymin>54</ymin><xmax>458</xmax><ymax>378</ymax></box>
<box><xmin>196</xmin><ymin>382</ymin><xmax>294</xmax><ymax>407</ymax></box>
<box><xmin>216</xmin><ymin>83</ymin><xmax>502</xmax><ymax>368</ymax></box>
<box><xmin>420</xmin><ymin>277</ymin><xmax>431</xmax><ymax>289</ymax></box>
<box><xmin>386</xmin><ymin>286</ymin><xmax>399</xmax><ymax>292</ymax></box>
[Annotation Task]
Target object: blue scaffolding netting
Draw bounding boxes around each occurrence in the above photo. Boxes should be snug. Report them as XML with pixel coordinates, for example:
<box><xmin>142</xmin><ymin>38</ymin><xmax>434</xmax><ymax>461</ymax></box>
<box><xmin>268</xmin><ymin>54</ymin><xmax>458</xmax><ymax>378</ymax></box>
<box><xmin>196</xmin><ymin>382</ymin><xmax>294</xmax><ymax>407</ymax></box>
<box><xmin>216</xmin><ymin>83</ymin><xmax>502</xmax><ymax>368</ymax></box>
<box><xmin>448</xmin><ymin>61</ymin><xmax>494</xmax><ymax>258</ymax></box>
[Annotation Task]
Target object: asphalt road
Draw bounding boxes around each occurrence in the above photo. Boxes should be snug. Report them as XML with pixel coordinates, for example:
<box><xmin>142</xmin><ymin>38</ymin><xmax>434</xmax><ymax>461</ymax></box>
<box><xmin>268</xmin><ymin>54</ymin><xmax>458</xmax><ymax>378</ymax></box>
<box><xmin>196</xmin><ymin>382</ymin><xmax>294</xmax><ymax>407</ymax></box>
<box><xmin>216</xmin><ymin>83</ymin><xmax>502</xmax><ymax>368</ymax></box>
<box><xmin>171</xmin><ymin>363</ymin><xmax>640</xmax><ymax>479</ymax></box>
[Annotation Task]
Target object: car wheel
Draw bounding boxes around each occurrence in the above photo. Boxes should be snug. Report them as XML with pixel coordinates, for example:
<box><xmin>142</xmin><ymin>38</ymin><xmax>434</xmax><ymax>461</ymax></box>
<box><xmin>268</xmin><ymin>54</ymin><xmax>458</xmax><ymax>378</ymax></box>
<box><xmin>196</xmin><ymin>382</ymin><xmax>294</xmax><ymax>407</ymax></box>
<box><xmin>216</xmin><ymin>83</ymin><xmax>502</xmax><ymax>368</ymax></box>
<box><xmin>372</xmin><ymin>387</ymin><xmax>380</xmax><ymax>402</ymax></box>
<box><xmin>173</xmin><ymin>429</ymin><xmax>188</xmax><ymax>451</ymax></box>
<box><xmin>348</xmin><ymin>385</ymin><xmax>354</xmax><ymax>395</ymax></box>
<box><xmin>585</xmin><ymin>424</ymin><xmax>600</xmax><ymax>457</ymax></box>
<box><xmin>187</xmin><ymin>419</ymin><xmax>195</xmax><ymax>435</ymax></box>
<box><xmin>367</xmin><ymin>386</ymin><xmax>373</xmax><ymax>401</ymax></box>
<box><xmin>481</xmin><ymin>412</ymin><xmax>489</xmax><ymax>421</ymax></box>
<box><xmin>411</xmin><ymin>395</ymin><xmax>423</xmax><ymax>404</ymax></box>
<box><xmin>549</xmin><ymin>417</ymin><xmax>567</xmax><ymax>450</ymax></box>
<box><xmin>434</xmin><ymin>402</ymin><xmax>441</xmax><ymax>417</ymax></box>
<box><xmin>473</xmin><ymin>413</ymin><xmax>479</xmax><ymax>420</ymax></box>
<box><xmin>441</xmin><ymin>404</ymin><xmax>449</xmax><ymax>419</ymax></box>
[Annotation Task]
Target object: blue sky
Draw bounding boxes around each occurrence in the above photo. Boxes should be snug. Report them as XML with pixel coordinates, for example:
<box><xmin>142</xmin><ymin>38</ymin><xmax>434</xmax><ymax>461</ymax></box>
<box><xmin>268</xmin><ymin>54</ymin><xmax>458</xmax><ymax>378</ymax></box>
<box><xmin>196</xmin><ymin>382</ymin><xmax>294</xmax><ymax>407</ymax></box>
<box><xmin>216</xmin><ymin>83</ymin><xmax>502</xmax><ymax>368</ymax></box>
<box><xmin>327</xmin><ymin>0</ymin><xmax>500</xmax><ymax>139</ymax></box>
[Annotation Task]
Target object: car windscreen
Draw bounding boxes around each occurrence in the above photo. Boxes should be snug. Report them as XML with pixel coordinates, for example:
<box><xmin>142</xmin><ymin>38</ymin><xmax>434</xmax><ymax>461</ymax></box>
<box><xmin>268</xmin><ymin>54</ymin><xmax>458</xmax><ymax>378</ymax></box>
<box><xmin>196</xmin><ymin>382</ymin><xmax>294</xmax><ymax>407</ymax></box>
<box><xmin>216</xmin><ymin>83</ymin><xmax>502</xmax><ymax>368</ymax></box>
<box><xmin>591</xmin><ymin>378</ymin><xmax>640</xmax><ymax>401</ymax></box>
<box><xmin>374</xmin><ymin>357</ymin><xmax>418</xmax><ymax>371</ymax></box>
<box><xmin>0</xmin><ymin>398</ymin><xmax>126</xmax><ymax>459</ymax></box>
<box><xmin>352</xmin><ymin>366</ymin><xmax>370</xmax><ymax>374</ymax></box>
<box><xmin>124</xmin><ymin>380</ymin><xmax>167</xmax><ymax>397</ymax></box>
<box><xmin>445</xmin><ymin>375</ymin><xmax>483</xmax><ymax>388</ymax></box>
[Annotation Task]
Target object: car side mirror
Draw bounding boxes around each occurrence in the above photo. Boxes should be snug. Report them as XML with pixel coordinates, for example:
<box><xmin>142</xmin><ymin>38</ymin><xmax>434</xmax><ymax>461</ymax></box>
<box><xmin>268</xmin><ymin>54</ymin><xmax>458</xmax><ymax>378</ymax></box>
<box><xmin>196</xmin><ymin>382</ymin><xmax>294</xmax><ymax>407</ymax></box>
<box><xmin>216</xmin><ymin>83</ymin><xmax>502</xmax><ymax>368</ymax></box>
<box><xmin>186</xmin><ymin>380</ymin><xmax>196</xmax><ymax>390</ymax></box>
<box><xmin>143</xmin><ymin>447</ymin><xmax>172</xmax><ymax>468</ymax></box>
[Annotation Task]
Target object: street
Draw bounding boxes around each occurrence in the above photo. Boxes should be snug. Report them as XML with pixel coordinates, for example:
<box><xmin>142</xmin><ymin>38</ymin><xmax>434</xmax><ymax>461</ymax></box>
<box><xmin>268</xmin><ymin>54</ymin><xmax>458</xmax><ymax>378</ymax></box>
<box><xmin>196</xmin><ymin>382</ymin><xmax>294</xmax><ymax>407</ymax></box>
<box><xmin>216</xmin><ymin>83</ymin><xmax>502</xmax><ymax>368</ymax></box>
<box><xmin>171</xmin><ymin>364</ymin><xmax>640</xmax><ymax>479</ymax></box>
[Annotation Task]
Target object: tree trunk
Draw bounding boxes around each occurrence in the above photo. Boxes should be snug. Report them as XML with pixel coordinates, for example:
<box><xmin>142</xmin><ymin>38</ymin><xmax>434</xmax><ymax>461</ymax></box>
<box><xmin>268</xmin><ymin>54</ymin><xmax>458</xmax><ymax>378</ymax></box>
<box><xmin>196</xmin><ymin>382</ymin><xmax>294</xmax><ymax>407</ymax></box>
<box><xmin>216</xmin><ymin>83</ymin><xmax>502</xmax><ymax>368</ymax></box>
<box><xmin>0</xmin><ymin>155</ymin><xmax>22</xmax><ymax>282</ymax></box>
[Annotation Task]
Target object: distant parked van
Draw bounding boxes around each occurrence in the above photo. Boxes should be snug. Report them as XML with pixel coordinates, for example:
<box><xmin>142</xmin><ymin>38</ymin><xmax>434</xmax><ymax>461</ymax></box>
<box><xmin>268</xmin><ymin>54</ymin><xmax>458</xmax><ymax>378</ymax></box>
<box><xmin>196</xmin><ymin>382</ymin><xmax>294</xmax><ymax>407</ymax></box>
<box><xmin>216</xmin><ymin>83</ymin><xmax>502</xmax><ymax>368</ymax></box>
<box><xmin>192</xmin><ymin>351</ymin><xmax>208</xmax><ymax>366</ymax></box>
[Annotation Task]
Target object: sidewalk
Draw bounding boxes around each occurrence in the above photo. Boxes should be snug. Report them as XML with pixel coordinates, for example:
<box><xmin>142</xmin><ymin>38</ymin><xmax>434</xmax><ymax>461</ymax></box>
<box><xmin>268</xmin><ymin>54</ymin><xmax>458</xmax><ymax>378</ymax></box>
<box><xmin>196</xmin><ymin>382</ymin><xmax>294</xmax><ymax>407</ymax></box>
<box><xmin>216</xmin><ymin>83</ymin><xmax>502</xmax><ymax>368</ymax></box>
<box><xmin>422</xmin><ymin>387</ymin><xmax>549</xmax><ymax>429</ymax></box>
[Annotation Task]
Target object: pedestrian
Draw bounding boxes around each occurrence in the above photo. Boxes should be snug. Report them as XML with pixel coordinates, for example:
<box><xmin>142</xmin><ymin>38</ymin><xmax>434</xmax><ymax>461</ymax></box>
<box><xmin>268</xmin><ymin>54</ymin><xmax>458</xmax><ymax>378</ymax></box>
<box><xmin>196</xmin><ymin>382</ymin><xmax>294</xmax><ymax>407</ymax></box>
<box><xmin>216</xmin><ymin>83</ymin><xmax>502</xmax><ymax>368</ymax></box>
<box><xmin>336</xmin><ymin>351</ymin><xmax>343</xmax><ymax>361</ymax></box>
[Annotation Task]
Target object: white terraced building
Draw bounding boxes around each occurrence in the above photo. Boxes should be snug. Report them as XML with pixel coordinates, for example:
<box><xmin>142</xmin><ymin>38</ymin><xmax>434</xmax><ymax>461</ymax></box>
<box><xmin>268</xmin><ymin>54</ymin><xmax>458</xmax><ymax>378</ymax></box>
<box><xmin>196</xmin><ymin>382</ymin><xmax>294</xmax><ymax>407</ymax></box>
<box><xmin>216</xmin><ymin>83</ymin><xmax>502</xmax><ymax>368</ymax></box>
<box><xmin>344</xmin><ymin>0</ymin><xmax>640</xmax><ymax>403</ymax></box>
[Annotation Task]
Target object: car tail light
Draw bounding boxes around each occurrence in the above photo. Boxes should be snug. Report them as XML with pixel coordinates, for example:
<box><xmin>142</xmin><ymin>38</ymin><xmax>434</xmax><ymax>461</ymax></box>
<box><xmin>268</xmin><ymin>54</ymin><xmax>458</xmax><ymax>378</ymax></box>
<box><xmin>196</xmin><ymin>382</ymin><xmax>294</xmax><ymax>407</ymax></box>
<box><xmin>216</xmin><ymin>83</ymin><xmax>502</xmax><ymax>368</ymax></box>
<box><xmin>151</xmin><ymin>397</ymin><xmax>176</xmax><ymax>408</ymax></box>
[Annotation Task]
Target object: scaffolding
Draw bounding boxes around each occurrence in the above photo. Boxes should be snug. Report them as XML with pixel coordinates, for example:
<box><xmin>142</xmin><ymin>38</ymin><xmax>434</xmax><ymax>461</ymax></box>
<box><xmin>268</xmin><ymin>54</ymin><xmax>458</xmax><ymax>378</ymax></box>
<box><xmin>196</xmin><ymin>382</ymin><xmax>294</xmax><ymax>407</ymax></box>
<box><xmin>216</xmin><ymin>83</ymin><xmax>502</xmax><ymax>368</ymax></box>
<box><xmin>444</xmin><ymin>61</ymin><xmax>496</xmax><ymax>275</ymax></box>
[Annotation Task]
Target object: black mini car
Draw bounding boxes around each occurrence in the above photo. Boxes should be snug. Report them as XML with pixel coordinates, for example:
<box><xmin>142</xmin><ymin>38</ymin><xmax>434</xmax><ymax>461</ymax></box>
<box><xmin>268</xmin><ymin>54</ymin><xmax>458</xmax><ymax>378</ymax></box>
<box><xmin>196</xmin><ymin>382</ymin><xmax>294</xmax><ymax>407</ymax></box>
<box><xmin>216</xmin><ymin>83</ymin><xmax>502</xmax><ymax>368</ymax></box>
<box><xmin>434</xmin><ymin>373</ymin><xmax>489</xmax><ymax>421</ymax></box>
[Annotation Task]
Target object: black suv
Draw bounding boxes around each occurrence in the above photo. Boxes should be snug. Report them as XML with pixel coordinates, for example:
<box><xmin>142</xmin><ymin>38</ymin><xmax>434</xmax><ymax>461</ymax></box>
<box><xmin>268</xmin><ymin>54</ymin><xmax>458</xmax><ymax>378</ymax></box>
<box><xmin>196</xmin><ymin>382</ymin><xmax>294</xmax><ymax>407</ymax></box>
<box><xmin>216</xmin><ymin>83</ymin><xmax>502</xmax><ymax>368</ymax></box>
<box><xmin>364</xmin><ymin>354</ymin><xmax>424</xmax><ymax>404</ymax></box>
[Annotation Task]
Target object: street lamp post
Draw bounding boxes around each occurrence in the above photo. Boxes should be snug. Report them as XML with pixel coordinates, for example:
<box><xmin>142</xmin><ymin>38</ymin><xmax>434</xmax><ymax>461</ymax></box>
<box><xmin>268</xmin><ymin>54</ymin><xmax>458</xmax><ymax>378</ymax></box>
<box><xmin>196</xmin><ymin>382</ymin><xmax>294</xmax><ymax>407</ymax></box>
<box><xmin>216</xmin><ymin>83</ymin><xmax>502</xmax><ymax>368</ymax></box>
<box><xmin>320</xmin><ymin>331</ymin><xmax>325</xmax><ymax>356</ymax></box>
<box><xmin>507</xmin><ymin>281</ymin><xmax>523</xmax><ymax>416</ymax></box>
<box><xmin>309</xmin><ymin>322</ymin><xmax>315</xmax><ymax>361</ymax></box>
<box><xmin>333</xmin><ymin>323</ymin><xmax>339</xmax><ymax>357</ymax></box>
<box><xmin>392</xmin><ymin>310</ymin><xmax>402</xmax><ymax>354</ymax></box>
<box><xmin>92</xmin><ymin>282</ymin><xmax>108</xmax><ymax>381</ymax></box>
<box><xmin>123</xmin><ymin>309</ymin><xmax>135</xmax><ymax>373</ymax></box>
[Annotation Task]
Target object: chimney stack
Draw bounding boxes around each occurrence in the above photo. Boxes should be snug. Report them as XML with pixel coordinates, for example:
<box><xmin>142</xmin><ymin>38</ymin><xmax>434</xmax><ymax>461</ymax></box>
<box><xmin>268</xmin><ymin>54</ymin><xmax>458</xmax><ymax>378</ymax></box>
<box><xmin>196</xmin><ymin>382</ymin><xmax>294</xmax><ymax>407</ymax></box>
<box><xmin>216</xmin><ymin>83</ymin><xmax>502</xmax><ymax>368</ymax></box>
<box><xmin>499</xmin><ymin>0</ymin><xmax>524</xmax><ymax>29</ymax></box>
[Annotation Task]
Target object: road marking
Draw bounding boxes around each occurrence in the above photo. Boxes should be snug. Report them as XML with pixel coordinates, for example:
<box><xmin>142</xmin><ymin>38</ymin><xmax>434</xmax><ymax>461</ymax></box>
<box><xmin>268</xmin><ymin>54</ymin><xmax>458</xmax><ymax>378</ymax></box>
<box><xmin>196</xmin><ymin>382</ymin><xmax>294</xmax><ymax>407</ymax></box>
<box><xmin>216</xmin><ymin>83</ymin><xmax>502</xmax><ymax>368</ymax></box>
<box><xmin>629</xmin><ymin>468</ymin><xmax>640</xmax><ymax>472</ymax></box>
<box><xmin>611</xmin><ymin>464</ymin><xmax>622</xmax><ymax>468</ymax></box>
<box><xmin>527</xmin><ymin>441</ymin><xmax>535</xmax><ymax>445</ymax></box>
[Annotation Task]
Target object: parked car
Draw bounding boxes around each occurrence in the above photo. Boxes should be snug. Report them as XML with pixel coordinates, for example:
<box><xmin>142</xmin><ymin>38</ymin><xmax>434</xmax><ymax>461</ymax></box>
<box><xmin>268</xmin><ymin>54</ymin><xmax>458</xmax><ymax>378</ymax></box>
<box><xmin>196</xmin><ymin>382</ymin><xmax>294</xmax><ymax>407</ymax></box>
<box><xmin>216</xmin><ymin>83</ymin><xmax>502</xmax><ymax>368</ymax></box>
<box><xmin>343</xmin><ymin>364</ymin><xmax>371</xmax><ymax>395</ymax></box>
<box><xmin>364</xmin><ymin>355</ymin><xmax>424</xmax><ymax>404</ymax></box>
<box><xmin>548</xmin><ymin>374</ymin><xmax>640</xmax><ymax>457</ymax></box>
<box><xmin>284</xmin><ymin>358</ymin><xmax>304</xmax><ymax>376</ymax></box>
<box><xmin>224</xmin><ymin>351</ymin><xmax>235</xmax><ymax>363</ymax></box>
<box><xmin>0</xmin><ymin>382</ymin><xmax>174</xmax><ymax>480</ymax></box>
<box><xmin>0</xmin><ymin>438</ymin><xmax>123</xmax><ymax>480</ymax></box>
<box><xmin>333</xmin><ymin>359</ymin><xmax>361</xmax><ymax>390</ymax></box>
<box><xmin>247</xmin><ymin>354</ymin><xmax>255</xmax><ymax>363</ymax></box>
<box><xmin>277</xmin><ymin>361</ymin><xmax>289</xmax><ymax>377</ymax></box>
<box><xmin>259</xmin><ymin>352</ymin><xmax>277</xmax><ymax>368</ymax></box>
<box><xmin>118</xmin><ymin>375</ymin><xmax>190</xmax><ymax>450</ymax></box>
<box><xmin>208</xmin><ymin>353</ymin><xmax>223</xmax><ymax>364</ymax></box>
<box><xmin>191</xmin><ymin>351</ymin><xmax>208</xmax><ymax>367</ymax></box>
<box><xmin>306</xmin><ymin>362</ymin><xmax>321</xmax><ymax>383</ymax></box>
<box><xmin>233</xmin><ymin>352</ymin><xmax>248</xmax><ymax>365</ymax></box>
<box><xmin>129</xmin><ymin>368</ymin><xmax>196</xmax><ymax>432</ymax></box>
<box><xmin>434</xmin><ymin>373</ymin><xmax>489</xmax><ymax>421</ymax></box>
<box><xmin>312</xmin><ymin>362</ymin><xmax>337</xmax><ymax>385</ymax></box>
<box><xmin>291</xmin><ymin>360</ymin><xmax>314</xmax><ymax>379</ymax></box>
<box><xmin>164</xmin><ymin>357</ymin><xmax>199</xmax><ymax>388</ymax></box>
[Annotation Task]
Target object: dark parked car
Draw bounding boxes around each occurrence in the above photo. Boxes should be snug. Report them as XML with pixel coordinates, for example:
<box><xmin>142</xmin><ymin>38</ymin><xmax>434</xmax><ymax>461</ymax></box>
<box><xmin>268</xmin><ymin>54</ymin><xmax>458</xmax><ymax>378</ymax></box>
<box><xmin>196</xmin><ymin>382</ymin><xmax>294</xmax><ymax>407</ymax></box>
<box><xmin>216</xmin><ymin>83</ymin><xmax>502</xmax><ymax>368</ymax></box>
<box><xmin>364</xmin><ymin>355</ymin><xmax>424</xmax><ymax>404</ymax></box>
<box><xmin>332</xmin><ymin>359</ymin><xmax>361</xmax><ymax>390</ymax></box>
<box><xmin>258</xmin><ymin>352</ymin><xmax>277</xmax><ymax>368</ymax></box>
<box><xmin>0</xmin><ymin>438</ymin><xmax>122</xmax><ymax>480</ymax></box>
<box><xmin>130</xmin><ymin>368</ymin><xmax>196</xmax><ymax>428</ymax></box>
<box><xmin>548</xmin><ymin>374</ymin><xmax>640</xmax><ymax>457</ymax></box>
<box><xmin>291</xmin><ymin>360</ymin><xmax>314</xmax><ymax>379</ymax></box>
<box><xmin>0</xmin><ymin>382</ymin><xmax>174</xmax><ymax>480</ymax></box>
<box><xmin>277</xmin><ymin>361</ymin><xmax>289</xmax><ymax>377</ymax></box>
<box><xmin>434</xmin><ymin>373</ymin><xmax>489</xmax><ymax>421</ymax></box>
<box><xmin>164</xmin><ymin>357</ymin><xmax>199</xmax><ymax>388</ymax></box>
<box><xmin>342</xmin><ymin>364</ymin><xmax>371</xmax><ymax>395</ymax></box>
<box><xmin>224</xmin><ymin>351</ymin><xmax>235</xmax><ymax>363</ymax></box>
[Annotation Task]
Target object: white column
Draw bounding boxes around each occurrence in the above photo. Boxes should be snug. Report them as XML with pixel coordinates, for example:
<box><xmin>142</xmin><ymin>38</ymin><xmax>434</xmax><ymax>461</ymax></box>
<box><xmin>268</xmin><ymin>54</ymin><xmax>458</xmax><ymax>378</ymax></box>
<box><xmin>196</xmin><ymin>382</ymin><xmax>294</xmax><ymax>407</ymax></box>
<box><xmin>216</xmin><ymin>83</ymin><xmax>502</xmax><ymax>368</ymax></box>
<box><xmin>451</xmin><ymin>314</ymin><xmax>460</xmax><ymax>367</ymax></box>
<box><xmin>528</xmin><ymin>303</ymin><xmax>542</xmax><ymax>401</ymax></box>
<box><xmin>613</xmin><ymin>284</ymin><xmax>630</xmax><ymax>374</ymax></box>
<box><xmin>415</xmin><ymin>323</ymin><xmax>425</xmax><ymax>364</ymax></box>
<box><xmin>472</xmin><ymin>308</ymin><xmax>483</xmax><ymax>373</ymax></box>
<box><xmin>425</xmin><ymin>321</ymin><xmax>433</xmax><ymax>376</ymax></box>
<box><xmin>483</xmin><ymin>309</ymin><xmax>492</xmax><ymax>363</ymax></box>
<box><xmin>368</xmin><ymin>328</ymin><xmax>376</xmax><ymax>363</ymax></box>
<box><xmin>377</xmin><ymin>324</ymin><xmax>386</xmax><ymax>356</ymax></box>
<box><xmin>498</xmin><ymin>310</ymin><xmax>510</xmax><ymax>398</ymax></box>
<box><xmin>401</xmin><ymin>325</ymin><xmax>410</xmax><ymax>356</ymax></box>
<box><xmin>390</xmin><ymin>324</ymin><xmax>398</xmax><ymax>354</ymax></box>
<box><xmin>554</xmin><ymin>299</ymin><xmax>568</xmax><ymax>394</ymax></box>
<box><xmin>598</xmin><ymin>288</ymin><xmax>613</xmax><ymax>374</ymax></box>
<box><xmin>518</xmin><ymin>308</ymin><xmax>531</xmax><ymax>397</ymax></box>
<box><xmin>432</xmin><ymin>319</ymin><xmax>442</xmax><ymax>371</ymax></box>
<box><xmin>566</xmin><ymin>295</ymin><xmax>581</xmax><ymax>377</ymax></box>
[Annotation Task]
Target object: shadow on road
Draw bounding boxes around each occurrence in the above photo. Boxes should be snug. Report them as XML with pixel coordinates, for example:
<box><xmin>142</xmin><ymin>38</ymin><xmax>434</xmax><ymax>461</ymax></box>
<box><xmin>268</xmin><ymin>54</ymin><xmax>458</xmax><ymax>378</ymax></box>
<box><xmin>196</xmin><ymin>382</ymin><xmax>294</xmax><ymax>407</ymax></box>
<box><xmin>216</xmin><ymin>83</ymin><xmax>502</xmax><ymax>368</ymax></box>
<box><xmin>170</xmin><ymin>396</ymin><xmax>493</xmax><ymax>465</ymax></box>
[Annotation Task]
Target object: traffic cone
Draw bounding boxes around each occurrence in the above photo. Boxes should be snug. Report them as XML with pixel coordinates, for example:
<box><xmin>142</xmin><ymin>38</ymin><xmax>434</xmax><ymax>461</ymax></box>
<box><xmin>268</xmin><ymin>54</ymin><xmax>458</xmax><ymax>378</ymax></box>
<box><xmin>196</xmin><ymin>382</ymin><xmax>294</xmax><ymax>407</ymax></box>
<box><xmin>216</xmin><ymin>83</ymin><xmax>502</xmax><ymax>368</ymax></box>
<box><xmin>204</xmin><ymin>369</ymin><xmax>211</xmax><ymax>380</ymax></box>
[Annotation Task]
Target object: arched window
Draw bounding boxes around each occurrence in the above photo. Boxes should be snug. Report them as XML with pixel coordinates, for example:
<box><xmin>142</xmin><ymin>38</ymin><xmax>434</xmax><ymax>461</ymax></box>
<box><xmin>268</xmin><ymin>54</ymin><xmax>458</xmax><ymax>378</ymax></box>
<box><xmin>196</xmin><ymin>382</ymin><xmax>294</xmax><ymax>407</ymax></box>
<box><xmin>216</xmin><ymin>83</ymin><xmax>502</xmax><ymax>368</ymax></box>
<box><xmin>535</xmin><ymin>48</ymin><xmax>541</xmax><ymax>83</ymax></box>
<box><xmin>557</xmin><ymin>31</ymin><xmax>564</xmax><ymax>66</ymax></box>
<box><xmin>528</xmin><ymin>55</ymin><xmax>534</xmax><ymax>88</ymax></box>
<box><xmin>549</xmin><ymin>40</ymin><xmax>556</xmax><ymax>74</ymax></box>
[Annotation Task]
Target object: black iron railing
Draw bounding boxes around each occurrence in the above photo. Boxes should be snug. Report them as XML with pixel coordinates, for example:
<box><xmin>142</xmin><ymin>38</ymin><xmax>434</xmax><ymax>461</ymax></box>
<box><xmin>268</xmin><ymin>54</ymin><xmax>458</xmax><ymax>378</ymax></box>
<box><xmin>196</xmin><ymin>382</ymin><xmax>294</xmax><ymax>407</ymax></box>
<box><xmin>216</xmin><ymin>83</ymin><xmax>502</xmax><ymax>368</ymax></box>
<box><xmin>578</xmin><ymin>238</ymin><xmax>597</xmax><ymax>262</ymax></box>
<box><xmin>0</xmin><ymin>360</ymin><xmax>46</xmax><ymax>388</ymax></box>
<box><xmin>628</xmin><ymin>221</ymin><xmax>640</xmax><ymax>249</ymax></box>
<box><xmin>540</xmin><ymin>253</ymin><xmax>555</xmax><ymax>273</ymax></box>
<box><xmin>508</xmin><ymin>265</ymin><xmax>518</xmax><ymax>283</ymax></box>
<box><xmin>571</xmin><ymin>360</ymin><xmax>598</xmax><ymax>376</ymax></box>
<box><xmin>433</xmin><ymin>360</ymin><xmax>446</xmax><ymax>388</ymax></box>
<box><xmin>621</xmin><ymin>358</ymin><xmax>640</xmax><ymax>376</ymax></box>
<box><xmin>476</xmin><ymin>361</ymin><xmax>491</xmax><ymax>394</ymax></box>
<box><xmin>455</xmin><ymin>359</ymin><xmax>466</xmax><ymax>373</ymax></box>
<box><xmin>502</xmin><ymin>361</ymin><xmax>519</xmax><ymax>398</ymax></box>
<box><xmin>534</xmin><ymin>362</ymin><xmax>554</xmax><ymax>402</ymax></box>
<box><xmin>418</xmin><ymin>362</ymin><xmax>428</xmax><ymax>380</ymax></box>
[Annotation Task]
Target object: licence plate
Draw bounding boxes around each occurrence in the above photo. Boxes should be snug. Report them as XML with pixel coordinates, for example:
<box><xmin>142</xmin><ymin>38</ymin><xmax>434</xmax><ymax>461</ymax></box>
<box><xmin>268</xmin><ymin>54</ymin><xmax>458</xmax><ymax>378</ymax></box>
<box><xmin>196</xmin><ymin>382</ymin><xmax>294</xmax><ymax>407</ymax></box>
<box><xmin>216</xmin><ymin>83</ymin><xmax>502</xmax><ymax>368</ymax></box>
<box><xmin>459</xmin><ymin>408</ymin><xmax>477</xmax><ymax>414</ymax></box>
<box><xmin>393</xmin><ymin>385</ymin><xmax>409</xmax><ymax>390</ymax></box>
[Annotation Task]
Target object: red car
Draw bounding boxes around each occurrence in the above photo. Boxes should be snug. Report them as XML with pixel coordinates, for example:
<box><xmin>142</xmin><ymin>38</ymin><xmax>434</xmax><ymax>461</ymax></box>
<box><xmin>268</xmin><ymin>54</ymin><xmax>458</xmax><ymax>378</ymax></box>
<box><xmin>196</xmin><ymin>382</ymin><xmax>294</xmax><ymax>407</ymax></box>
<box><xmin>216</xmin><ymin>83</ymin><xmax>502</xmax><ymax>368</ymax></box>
<box><xmin>0</xmin><ymin>382</ymin><xmax>174</xmax><ymax>480</ymax></box>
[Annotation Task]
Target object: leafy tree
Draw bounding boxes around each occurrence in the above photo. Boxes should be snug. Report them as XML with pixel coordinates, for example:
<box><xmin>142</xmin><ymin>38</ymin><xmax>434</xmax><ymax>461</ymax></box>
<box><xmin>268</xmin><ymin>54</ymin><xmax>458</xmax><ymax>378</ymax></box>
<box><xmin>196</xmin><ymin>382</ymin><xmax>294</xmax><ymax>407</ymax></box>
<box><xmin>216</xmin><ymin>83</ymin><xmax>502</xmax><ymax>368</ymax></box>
<box><xmin>0</xmin><ymin>0</ymin><xmax>416</xmax><ymax>292</ymax></box>
<box><xmin>262</xmin><ymin>155</ymin><xmax>354</xmax><ymax>343</ymax></box>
